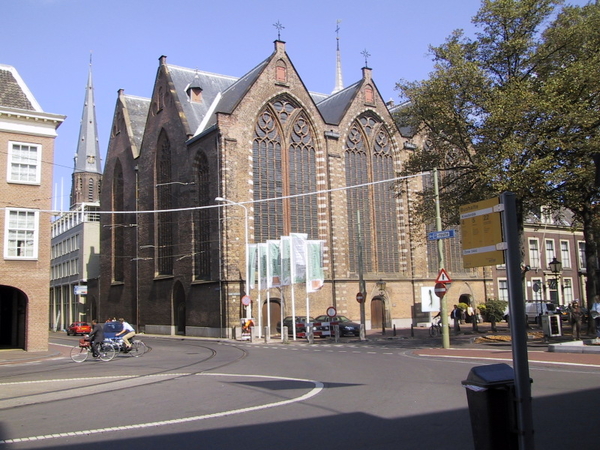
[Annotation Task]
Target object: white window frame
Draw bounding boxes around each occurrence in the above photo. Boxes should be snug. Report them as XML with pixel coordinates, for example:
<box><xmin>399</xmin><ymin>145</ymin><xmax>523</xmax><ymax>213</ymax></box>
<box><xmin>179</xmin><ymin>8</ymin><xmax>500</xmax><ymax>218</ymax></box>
<box><xmin>528</xmin><ymin>238</ymin><xmax>540</xmax><ymax>269</ymax></box>
<box><xmin>7</xmin><ymin>141</ymin><xmax>42</xmax><ymax>184</ymax></box>
<box><xmin>498</xmin><ymin>279</ymin><xmax>508</xmax><ymax>301</ymax></box>
<box><xmin>545</xmin><ymin>239</ymin><xmax>555</xmax><ymax>268</ymax></box>
<box><xmin>531</xmin><ymin>278</ymin><xmax>543</xmax><ymax>301</ymax></box>
<box><xmin>560</xmin><ymin>240</ymin><xmax>571</xmax><ymax>269</ymax></box>
<box><xmin>4</xmin><ymin>208</ymin><xmax>39</xmax><ymax>260</ymax></box>
<box><xmin>562</xmin><ymin>278</ymin><xmax>573</xmax><ymax>305</ymax></box>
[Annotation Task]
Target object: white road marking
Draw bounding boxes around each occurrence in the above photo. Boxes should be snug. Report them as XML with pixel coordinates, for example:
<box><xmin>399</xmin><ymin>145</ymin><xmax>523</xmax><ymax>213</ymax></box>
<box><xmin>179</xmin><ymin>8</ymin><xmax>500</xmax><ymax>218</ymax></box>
<box><xmin>0</xmin><ymin>373</ymin><xmax>324</xmax><ymax>445</ymax></box>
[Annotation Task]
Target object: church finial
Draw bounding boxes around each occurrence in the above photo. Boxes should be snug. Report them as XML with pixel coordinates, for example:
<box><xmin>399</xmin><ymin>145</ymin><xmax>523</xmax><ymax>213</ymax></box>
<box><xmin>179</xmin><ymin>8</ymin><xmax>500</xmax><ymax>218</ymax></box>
<box><xmin>332</xmin><ymin>19</ymin><xmax>344</xmax><ymax>94</ymax></box>
<box><xmin>361</xmin><ymin>48</ymin><xmax>371</xmax><ymax>68</ymax></box>
<box><xmin>273</xmin><ymin>20</ymin><xmax>285</xmax><ymax>41</ymax></box>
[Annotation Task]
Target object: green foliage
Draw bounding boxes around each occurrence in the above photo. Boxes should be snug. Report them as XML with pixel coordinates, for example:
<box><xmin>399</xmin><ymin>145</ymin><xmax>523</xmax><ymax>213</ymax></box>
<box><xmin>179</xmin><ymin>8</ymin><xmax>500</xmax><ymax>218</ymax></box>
<box><xmin>458</xmin><ymin>302</ymin><xmax>468</xmax><ymax>311</ymax></box>
<box><xmin>482</xmin><ymin>299</ymin><xmax>508</xmax><ymax>322</ymax></box>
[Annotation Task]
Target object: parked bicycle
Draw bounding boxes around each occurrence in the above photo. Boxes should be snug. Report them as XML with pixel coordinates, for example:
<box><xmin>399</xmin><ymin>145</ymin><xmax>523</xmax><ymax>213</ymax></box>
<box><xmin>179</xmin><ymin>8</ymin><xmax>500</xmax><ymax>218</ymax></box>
<box><xmin>429</xmin><ymin>316</ymin><xmax>442</xmax><ymax>337</ymax></box>
<box><xmin>70</xmin><ymin>339</ymin><xmax>116</xmax><ymax>362</ymax></box>
<box><xmin>107</xmin><ymin>337</ymin><xmax>150</xmax><ymax>357</ymax></box>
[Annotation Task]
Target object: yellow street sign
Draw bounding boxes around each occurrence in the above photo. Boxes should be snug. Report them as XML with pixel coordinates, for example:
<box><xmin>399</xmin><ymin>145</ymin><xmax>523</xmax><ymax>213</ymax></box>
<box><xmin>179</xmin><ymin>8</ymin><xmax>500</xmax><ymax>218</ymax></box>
<box><xmin>460</xmin><ymin>197</ymin><xmax>505</xmax><ymax>268</ymax></box>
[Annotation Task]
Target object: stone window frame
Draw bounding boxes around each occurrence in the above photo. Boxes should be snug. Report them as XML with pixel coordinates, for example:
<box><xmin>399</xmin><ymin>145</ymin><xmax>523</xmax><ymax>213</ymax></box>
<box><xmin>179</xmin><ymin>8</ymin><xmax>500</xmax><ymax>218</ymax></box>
<box><xmin>7</xmin><ymin>141</ymin><xmax>41</xmax><ymax>185</ymax></box>
<box><xmin>4</xmin><ymin>208</ymin><xmax>39</xmax><ymax>260</ymax></box>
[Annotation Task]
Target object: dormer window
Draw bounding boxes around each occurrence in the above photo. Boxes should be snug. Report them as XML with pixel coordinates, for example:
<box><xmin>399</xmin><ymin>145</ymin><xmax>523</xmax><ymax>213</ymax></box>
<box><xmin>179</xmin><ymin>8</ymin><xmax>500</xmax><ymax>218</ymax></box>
<box><xmin>187</xmin><ymin>86</ymin><xmax>202</xmax><ymax>103</ymax></box>
<box><xmin>186</xmin><ymin>76</ymin><xmax>203</xmax><ymax>103</ymax></box>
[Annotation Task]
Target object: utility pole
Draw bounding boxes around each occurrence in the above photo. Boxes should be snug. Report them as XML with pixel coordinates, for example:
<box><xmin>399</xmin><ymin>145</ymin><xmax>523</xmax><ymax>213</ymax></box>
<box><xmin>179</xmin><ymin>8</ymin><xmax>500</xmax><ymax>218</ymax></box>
<box><xmin>434</xmin><ymin>168</ymin><xmax>450</xmax><ymax>349</ymax></box>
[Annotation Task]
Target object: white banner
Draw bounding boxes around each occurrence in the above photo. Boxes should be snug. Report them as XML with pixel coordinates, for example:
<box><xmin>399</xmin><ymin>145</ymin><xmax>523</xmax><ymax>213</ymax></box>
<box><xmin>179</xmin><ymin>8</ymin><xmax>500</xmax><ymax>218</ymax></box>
<box><xmin>267</xmin><ymin>240</ymin><xmax>281</xmax><ymax>288</ymax></box>
<box><xmin>280</xmin><ymin>236</ymin><xmax>291</xmax><ymax>286</ymax></box>
<box><xmin>291</xmin><ymin>233</ymin><xmax>307</xmax><ymax>284</ymax></box>
<box><xmin>306</xmin><ymin>240</ymin><xmax>325</xmax><ymax>293</ymax></box>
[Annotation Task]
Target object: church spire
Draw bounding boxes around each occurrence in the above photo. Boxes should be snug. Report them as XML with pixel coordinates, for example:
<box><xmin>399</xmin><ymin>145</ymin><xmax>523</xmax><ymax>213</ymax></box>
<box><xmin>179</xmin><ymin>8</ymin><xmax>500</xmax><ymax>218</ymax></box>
<box><xmin>332</xmin><ymin>20</ymin><xmax>344</xmax><ymax>94</ymax></box>
<box><xmin>70</xmin><ymin>56</ymin><xmax>102</xmax><ymax>208</ymax></box>
<box><xmin>74</xmin><ymin>55</ymin><xmax>101</xmax><ymax>175</ymax></box>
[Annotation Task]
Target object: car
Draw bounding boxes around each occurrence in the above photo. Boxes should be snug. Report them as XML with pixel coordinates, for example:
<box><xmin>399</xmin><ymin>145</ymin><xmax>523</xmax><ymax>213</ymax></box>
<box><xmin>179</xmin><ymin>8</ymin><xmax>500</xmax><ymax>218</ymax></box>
<box><xmin>525</xmin><ymin>301</ymin><xmax>557</xmax><ymax>324</ymax></box>
<box><xmin>314</xmin><ymin>315</ymin><xmax>361</xmax><ymax>337</ymax></box>
<box><xmin>276</xmin><ymin>316</ymin><xmax>313</xmax><ymax>335</ymax></box>
<box><xmin>102</xmin><ymin>321</ymin><xmax>124</xmax><ymax>339</ymax></box>
<box><xmin>66</xmin><ymin>322</ymin><xmax>91</xmax><ymax>336</ymax></box>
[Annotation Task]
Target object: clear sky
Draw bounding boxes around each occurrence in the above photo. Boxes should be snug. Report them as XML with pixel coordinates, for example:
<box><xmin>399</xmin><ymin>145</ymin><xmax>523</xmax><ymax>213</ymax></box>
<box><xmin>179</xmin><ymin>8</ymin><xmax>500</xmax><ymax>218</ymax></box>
<box><xmin>1</xmin><ymin>0</ymin><xmax>588</xmax><ymax>211</ymax></box>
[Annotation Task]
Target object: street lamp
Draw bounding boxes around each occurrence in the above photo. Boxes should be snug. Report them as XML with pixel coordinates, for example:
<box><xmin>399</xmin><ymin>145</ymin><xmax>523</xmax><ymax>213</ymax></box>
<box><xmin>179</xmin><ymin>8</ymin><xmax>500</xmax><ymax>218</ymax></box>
<box><xmin>548</xmin><ymin>257</ymin><xmax>562</xmax><ymax>305</ymax></box>
<box><xmin>215</xmin><ymin>197</ymin><xmax>250</xmax><ymax>318</ymax></box>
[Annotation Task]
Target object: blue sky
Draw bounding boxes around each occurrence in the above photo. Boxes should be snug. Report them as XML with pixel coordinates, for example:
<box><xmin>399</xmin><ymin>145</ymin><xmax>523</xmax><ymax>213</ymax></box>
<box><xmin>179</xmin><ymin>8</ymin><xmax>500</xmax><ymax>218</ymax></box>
<box><xmin>1</xmin><ymin>0</ymin><xmax>588</xmax><ymax>210</ymax></box>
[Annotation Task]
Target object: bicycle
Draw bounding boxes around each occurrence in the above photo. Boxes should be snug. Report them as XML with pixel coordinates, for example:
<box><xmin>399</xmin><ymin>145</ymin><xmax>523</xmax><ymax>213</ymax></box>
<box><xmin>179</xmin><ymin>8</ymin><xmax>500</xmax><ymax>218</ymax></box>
<box><xmin>70</xmin><ymin>339</ymin><xmax>116</xmax><ymax>362</ymax></box>
<box><xmin>108</xmin><ymin>337</ymin><xmax>150</xmax><ymax>357</ymax></box>
<box><xmin>429</xmin><ymin>317</ymin><xmax>442</xmax><ymax>337</ymax></box>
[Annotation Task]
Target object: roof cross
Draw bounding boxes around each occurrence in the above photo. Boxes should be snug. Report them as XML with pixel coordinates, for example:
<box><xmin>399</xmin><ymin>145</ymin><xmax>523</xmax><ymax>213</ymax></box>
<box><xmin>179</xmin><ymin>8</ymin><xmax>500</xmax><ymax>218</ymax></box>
<box><xmin>273</xmin><ymin>21</ymin><xmax>285</xmax><ymax>40</ymax></box>
<box><xmin>361</xmin><ymin>49</ymin><xmax>371</xmax><ymax>67</ymax></box>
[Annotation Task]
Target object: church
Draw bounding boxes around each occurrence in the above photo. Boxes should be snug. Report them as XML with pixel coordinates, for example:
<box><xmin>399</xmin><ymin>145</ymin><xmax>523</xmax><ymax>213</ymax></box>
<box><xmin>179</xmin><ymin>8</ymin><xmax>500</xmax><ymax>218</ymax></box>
<box><xmin>97</xmin><ymin>38</ymin><xmax>487</xmax><ymax>338</ymax></box>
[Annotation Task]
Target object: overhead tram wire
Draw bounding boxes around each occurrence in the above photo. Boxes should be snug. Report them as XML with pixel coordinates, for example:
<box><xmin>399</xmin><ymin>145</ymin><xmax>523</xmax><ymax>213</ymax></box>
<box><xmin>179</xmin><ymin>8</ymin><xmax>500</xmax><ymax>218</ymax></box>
<box><xmin>11</xmin><ymin>172</ymin><xmax>428</xmax><ymax>216</ymax></box>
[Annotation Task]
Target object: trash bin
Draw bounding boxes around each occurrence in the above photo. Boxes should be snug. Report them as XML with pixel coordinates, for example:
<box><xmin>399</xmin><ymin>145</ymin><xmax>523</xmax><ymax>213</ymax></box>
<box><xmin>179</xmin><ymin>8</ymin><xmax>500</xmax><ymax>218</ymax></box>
<box><xmin>461</xmin><ymin>363</ymin><xmax>518</xmax><ymax>450</ymax></box>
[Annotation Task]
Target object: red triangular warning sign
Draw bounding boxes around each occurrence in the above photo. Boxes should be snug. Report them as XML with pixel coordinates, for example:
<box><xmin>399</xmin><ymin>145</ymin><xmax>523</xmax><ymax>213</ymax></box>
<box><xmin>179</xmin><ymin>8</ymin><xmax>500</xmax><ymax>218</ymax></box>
<box><xmin>436</xmin><ymin>268</ymin><xmax>452</xmax><ymax>283</ymax></box>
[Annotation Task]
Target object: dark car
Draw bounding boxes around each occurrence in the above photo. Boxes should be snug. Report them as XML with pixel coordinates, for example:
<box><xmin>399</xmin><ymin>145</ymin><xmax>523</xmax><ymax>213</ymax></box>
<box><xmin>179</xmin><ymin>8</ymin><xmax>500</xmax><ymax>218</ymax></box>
<box><xmin>103</xmin><ymin>321</ymin><xmax>124</xmax><ymax>339</ymax></box>
<box><xmin>276</xmin><ymin>316</ymin><xmax>313</xmax><ymax>335</ymax></box>
<box><xmin>66</xmin><ymin>322</ymin><xmax>91</xmax><ymax>336</ymax></box>
<box><xmin>314</xmin><ymin>315</ymin><xmax>361</xmax><ymax>337</ymax></box>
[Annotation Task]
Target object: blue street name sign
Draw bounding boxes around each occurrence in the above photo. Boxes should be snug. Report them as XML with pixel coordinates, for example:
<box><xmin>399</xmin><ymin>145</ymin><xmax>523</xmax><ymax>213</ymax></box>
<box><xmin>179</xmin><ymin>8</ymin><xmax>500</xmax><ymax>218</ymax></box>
<box><xmin>427</xmin><ymin>230</ymin><xmax>456</xmax><ymax>241</ymax></box>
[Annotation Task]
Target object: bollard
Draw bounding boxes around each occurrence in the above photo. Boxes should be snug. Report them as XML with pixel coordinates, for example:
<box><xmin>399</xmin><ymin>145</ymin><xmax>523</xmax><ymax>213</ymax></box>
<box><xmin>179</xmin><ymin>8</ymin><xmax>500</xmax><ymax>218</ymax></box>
<box><xmin>393</xmin><ymin>324</ymin><xmax>397</xmax><ymax>336</ymax></box>
<box><xmin>307</xmin><ymin>325</ymin><xmax>314</xmax><ymax>344</ymax></box>
<box><xmin>282</xmin><ymin>326</ymin><xmax>288</xmax><ymax>343</ymax></box>
<box><xmin>250</xmin><ymin>326</ymin><xmax>255</xmax><ymax>343</ymax></box>
<box><xmin>411</xmin><ymin>324</ymin><xmax>414</xmax><ymax>337</ymax></box>
<box><xmin>334</xmin><ymin>325</ymin><xmax>340</xmax><ymax>343</ymax></box>
<box><xmin>360</xmin><ymin>324</ymin><xmax>366</xmax><ymax>341</ymax></box>
<box><xmin>264</xmin><ymin>326</ymin><xmax>270</xmax><ymax>343</ymax></box>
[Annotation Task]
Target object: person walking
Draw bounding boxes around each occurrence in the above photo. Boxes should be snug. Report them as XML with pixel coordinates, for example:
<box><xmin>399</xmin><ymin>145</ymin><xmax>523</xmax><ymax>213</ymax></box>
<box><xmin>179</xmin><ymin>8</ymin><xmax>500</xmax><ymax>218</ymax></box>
<box><xmin>115</xmin><ymin>318</ymin><xmax>136</xmax><ymax>351</ymax></box>
<box><xmin>451</xmin><ymin>305</ymin><xmax>462</xmax><ymax>334</ymax></box>
<box><xmin>569</xmin><ymin>301</ymin><xmax>583</xmax><ymax>340</ymax></box>
<box><xmin>88</xmin><ymin>319</ymin><xmax>104</xmax><ymax>358</ymax></box>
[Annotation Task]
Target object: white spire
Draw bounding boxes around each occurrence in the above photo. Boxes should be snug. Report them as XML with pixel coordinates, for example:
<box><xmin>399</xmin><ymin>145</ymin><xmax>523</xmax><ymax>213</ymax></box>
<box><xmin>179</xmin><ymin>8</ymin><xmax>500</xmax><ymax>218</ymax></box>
<box><xmin>332</xmin><ymin>20</ymin><xmax>344</xmax><ymax>94</ymax></box>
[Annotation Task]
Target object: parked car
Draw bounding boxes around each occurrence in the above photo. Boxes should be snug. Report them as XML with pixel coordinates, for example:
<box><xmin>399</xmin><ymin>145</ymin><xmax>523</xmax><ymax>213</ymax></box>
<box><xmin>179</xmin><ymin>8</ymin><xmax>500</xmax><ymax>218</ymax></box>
<box><xmin>525</xmin><ymin>301</ymin><xmax>557</xmax><ymax>324</ymax></box>
<box><xmin>66</xmin><ymin>322</ymin><xmax>91</xmax><ymax>336</ymax></box>
<box><xmin>276</xmin><ymin>316</ymin><xmax>313</xmax><ymax>335</ymax></box>
<box><xmin>103</xmin><ymin>321</ymin><xmax>124</xmax><ymax>339</ymax></box>
<box><xmin>314</xmin><ymin>315</ymin><xmax>361</xmax><ymax>337</ymax></box>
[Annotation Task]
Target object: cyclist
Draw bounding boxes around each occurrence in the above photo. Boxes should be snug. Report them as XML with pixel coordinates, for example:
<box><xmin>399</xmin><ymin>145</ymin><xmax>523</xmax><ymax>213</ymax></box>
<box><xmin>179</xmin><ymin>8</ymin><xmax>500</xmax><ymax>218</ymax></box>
<box><xmin>115</xmin><ymin>318</ymin><xmax>136</xmax><ymax>352</ymax></box>
<box><xmin>88</xmin><ymin>319</ymin><xmax>105</xmax><ymax>358</ymax></box>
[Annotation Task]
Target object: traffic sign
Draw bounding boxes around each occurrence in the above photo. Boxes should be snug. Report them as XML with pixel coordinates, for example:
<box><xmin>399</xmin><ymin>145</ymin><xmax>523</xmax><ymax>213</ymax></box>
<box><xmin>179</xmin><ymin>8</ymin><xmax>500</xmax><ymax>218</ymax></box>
<box><xmin>326</xmin><ymin>306</ymin><xmax>337</xmax><ymax>318</ymax></box>
<box><xmin>434</xmin><ymin>282</ymin><xmax>447</xmax><ymax>298</ymax></box>
<box><xmin>435</xmin><ymin>268</ymin><xmax>452</xmax><ymax>284</ymax></box>
<box><xmin>427</xmin><ymin>230</ymin><xmax>456</xmax><ymax>240</ymax></box>
<box><xmin>356</xmin><ymin>292</ymin><xmax>365</xmax><ymax>303</ymax></box>
<box><xmin>241</xmin><ymin>295</ymin><xmax>251</xmax><ymax>306</ymax></box>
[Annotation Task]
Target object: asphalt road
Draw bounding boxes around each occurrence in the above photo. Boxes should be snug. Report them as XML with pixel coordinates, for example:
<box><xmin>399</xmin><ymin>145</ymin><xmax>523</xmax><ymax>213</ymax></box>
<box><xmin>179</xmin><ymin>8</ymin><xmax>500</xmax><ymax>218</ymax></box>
<box><xmin>1</xmin><ymin>334</ymin><xmax>599</xmax><ymax>449</ymax></box>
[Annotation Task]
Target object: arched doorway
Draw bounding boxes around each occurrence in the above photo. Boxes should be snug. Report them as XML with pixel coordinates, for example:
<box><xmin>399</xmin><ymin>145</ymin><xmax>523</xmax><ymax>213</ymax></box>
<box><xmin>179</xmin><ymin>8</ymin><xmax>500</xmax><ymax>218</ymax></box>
<box><xmin>0</xmin><ymin>285</ymin><xmax>27</xmax><ymax>349</ymax></box>
<box><xmin>261</xmin><ymin>299</ymin><xmax>281</xmax><ymax>335</ymax></box>
<box><xmin>173</xmin><ymin>281</ymin><xmax>186</xmax><ymax>335</ymax></box>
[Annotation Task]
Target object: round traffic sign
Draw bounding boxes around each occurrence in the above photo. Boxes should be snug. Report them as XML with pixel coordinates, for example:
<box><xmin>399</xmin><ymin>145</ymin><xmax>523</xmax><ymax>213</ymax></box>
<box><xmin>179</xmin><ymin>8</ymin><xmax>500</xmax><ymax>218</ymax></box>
<box><xmin>241</xmin><ymin>295</ymin><xmax>251</xmax><ymax>306</ymax></box>
<box><xmin>434</xmin><ymin>282</ymin><xmax>447</xmax><ymax>298</ymax></box>
<box><xmin>326</xmin><ymin>306</ymin><xmax>337</xmax><ymax>318</ymax></box>
<box><xmin>356</xmin><ymin>292</ymin><xmax>365</xmax><ymax>303</ymax></box>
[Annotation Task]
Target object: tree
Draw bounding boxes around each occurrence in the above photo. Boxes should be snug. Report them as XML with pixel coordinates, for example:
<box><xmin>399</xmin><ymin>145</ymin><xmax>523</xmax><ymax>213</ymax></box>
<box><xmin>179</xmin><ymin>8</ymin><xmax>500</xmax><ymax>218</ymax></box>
<box><xmin>395</xmin><ymin>0</ymin><xmax>600</xmax><ymax>305</ymax></box>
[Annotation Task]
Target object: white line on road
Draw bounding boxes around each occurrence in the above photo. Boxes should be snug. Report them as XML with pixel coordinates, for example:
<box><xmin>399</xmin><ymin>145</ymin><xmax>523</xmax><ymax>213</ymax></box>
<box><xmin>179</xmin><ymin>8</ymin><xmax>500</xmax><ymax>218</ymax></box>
<box><xmin>0</xmin><ymin>373</ymin><xmax>324</xmax><ymax>445</ymax></box>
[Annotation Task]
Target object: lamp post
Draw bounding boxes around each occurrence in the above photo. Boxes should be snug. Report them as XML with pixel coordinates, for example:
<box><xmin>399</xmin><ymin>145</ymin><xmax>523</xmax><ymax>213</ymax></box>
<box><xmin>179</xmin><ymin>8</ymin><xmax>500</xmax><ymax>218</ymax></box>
<box><xmin>215</xmin><ymin>197</ymin><xmax>250</xmax><ymax>318</ymax></box>
<box><xmin>549</xmin><ymin>257</ymin><xmax>562</xmax><ymax>306</ymax></box>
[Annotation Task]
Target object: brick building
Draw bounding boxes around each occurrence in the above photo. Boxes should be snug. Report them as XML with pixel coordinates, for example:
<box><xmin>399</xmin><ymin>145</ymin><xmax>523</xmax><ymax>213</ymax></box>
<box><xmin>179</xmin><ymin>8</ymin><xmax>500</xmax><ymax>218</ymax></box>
<box><xmin>98</xmin><ymin>40</ymin><xmax>488</xmax><ymax>337</ymax></box>
<box><xmin>0</xmin><ymin>64</ymin><xmax>64</xmax><ymax>350</ymax></box>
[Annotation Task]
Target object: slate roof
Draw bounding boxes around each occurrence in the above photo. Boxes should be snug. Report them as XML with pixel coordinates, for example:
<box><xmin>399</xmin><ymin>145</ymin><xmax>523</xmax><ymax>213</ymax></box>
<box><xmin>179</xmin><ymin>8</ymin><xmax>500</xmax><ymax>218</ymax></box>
<box><xmin>0</xmin><ymin>64</ymin><xmax>38</xmax><ymax>111</ymax></box>
<box><xmin>122</xmin><ymin>94</ymin><xmax>150</xmax><ymax>153</ymax></box>
<box><xmin>166</xmin><ymin>65</ymin><xmax>237</xmax><ymax>135</ymax></box>
<box><xmin>316</xmin><ymin>81</ymin><xmax>362</xmax><ymax>125</ymax></box>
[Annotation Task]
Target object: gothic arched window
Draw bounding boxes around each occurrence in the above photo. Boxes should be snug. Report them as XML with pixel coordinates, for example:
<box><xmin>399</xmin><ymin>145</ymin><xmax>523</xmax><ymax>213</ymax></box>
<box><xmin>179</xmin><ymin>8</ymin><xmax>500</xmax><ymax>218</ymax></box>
<box><xmin>345</xmin><ymin>114</ymin><xmax>399</xmax><ymax>273</ymax></box>
<box><xmin>253</xmin><ymin>97</ymin><xmax>318</xmax><ymax>242</ymax></box>
<box><xmin>112</xmin><ymin>160</ymin><xmax>124</xmax><ymax>282</ymax></box>
<box><xmin>194</xmin><ymin>151</ymin><xmax>211</xmax><ymax>280</ymax></box>
<box><xmin>155</xmin><ymin>130</ymin><xmax>173</xmax><ymax>275</ymax></box>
